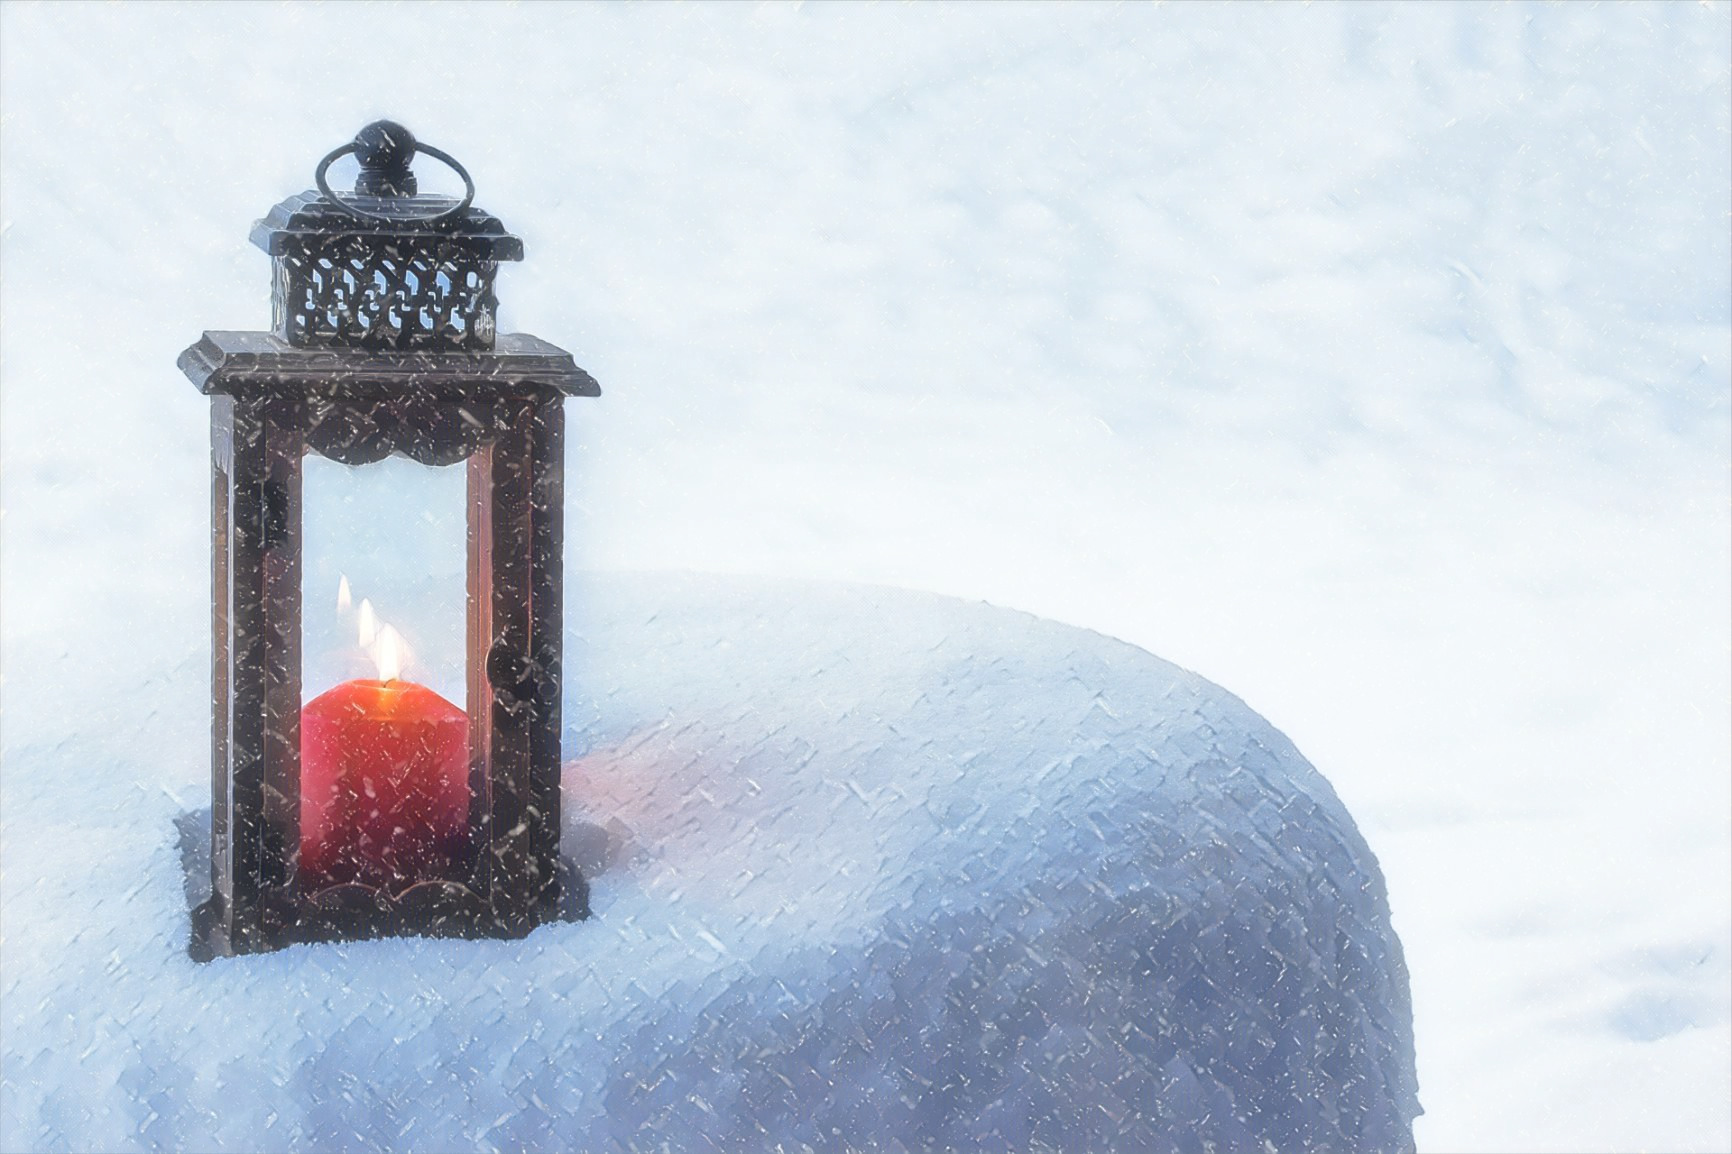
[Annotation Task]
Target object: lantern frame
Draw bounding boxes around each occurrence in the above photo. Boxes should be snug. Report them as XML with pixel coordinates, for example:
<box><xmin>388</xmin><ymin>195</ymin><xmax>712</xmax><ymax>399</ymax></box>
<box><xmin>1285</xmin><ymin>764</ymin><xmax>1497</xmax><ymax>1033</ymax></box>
<box><xmin>178</xmin><ymin>125</ymin><xmax>599</xmax><ymax>959</ymax></box>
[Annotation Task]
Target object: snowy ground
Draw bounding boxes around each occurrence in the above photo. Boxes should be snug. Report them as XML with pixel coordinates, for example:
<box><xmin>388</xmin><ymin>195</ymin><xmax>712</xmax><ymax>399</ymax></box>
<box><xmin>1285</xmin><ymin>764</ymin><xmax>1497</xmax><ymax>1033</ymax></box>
<box><xmin>2</xmin><ymin>574</ymin><xmax>1422</xmax><ymax>1152</ymax></box>
<box><xmin>2</xmin><ymin>3</ymin><xmax>1728</xmax><ymax>1151</ymax></box>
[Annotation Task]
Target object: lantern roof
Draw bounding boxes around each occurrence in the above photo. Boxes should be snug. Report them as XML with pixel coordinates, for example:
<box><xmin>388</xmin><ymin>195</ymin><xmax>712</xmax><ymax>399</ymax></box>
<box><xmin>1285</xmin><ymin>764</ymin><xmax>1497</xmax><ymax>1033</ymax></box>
<box><xmin>179</xmin><ymin>329</ymin><xmax>600</xmax><ymax>397</ymax></box>
<box><xmin>249</xmin><ymin>120</ymin><xmax>524</xmax><ymax>261</ymax></box>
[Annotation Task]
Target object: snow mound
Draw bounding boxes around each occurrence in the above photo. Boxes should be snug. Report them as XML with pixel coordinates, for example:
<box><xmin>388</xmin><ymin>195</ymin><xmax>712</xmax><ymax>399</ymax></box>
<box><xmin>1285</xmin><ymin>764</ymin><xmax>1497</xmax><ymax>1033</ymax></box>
<box><xmin>1</xmin><ymin>574</ymin><xmax>1417</xmax><ymax>1152</ymax></box>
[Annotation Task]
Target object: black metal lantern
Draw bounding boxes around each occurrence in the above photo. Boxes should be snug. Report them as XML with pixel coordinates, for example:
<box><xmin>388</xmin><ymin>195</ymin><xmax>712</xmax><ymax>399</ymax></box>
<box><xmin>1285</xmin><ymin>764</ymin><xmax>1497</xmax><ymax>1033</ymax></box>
<box><xmin>179</xmin><ymin>121</ymin><xmax>598</xmax><ymax>958</ymax></box>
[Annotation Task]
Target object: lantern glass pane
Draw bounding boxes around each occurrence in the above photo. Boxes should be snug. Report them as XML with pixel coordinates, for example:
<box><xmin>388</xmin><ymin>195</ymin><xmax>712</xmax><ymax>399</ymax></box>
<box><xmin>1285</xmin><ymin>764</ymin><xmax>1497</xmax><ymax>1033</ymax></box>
<box><xmin>301</xmin><ymin>453</ymin><xmax>467</xmax><ymax>705</ymax></box>
<box><xmin>298</xmin><ymin>451</ymin><xmax>473</xmax><ymax>895</ymax></box>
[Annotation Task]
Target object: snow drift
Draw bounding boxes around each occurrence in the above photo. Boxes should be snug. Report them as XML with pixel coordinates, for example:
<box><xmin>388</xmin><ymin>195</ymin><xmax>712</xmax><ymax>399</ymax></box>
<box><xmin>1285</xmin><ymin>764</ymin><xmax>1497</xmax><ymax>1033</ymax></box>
<box><xmin>2</xmin><ymin>573</ymin><xmax>1416</xmax><ymax>1152</ymax></box>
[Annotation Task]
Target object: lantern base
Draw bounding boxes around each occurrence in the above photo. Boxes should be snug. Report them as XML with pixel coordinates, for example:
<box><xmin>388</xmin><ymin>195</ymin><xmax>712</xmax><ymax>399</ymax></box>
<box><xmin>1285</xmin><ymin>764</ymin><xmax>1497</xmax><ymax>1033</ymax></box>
<box><xmin>178</xmin><ymin>809</ymin><xmax>587</xmax><ymax>961</ymax></box>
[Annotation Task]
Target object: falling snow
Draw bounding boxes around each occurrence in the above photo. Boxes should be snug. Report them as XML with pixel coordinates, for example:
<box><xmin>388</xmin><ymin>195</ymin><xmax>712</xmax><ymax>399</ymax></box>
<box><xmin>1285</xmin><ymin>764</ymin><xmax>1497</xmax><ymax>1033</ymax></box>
<box><xmin>2</xmin><ymin>4</ymin><xmax>1728</xmax><ymax>1152</ymax></box>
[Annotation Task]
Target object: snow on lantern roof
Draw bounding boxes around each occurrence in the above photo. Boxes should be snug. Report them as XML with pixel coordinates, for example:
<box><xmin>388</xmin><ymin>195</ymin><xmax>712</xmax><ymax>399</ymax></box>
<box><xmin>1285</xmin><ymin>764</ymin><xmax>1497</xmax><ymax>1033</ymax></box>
<box><xmin>249</xmin><ymin>190</ymin><xmax>524</xmax><ymax>259</ymax></box>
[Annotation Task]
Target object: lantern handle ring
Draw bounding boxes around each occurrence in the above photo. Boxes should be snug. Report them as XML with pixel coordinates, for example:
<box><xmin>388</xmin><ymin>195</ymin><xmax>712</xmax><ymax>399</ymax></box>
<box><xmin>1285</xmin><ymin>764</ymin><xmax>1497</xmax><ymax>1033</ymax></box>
<box><xmin>314</xmin><ymin>140</ymin><xmax>476</xmax><ymax>225</ymax></box>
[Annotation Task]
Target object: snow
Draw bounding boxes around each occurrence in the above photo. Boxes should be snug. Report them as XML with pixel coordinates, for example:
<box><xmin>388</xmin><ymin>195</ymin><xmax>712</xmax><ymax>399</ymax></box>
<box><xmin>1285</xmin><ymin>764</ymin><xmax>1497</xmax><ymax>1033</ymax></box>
<box><xmin>2</xmin><ymin>3</ymin><xmax>1728</xmax><ymax>1152</ymax></box>
<box><xmin>4</xmin><ymin>573</ymin><xmax>1419</xmax><ymax>1151</ymax></box>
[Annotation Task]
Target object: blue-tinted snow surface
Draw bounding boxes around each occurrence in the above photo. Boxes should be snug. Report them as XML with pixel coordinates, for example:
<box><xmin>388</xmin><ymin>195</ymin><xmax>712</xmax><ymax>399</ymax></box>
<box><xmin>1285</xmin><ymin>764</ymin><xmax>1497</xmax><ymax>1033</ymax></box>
<box><xmin>1</xmin><ymin>574</ymin><xmax>1415</xmax><ymax>1152</ymax></box>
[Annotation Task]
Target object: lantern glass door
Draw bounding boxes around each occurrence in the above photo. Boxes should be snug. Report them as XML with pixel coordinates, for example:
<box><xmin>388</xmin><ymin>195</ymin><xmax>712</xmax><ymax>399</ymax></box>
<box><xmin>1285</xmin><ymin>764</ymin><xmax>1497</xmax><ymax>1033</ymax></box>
<box><xmin>299</xmin><ymin>451</ymin><xmax>471</xmax><ymax>895</ymax></box>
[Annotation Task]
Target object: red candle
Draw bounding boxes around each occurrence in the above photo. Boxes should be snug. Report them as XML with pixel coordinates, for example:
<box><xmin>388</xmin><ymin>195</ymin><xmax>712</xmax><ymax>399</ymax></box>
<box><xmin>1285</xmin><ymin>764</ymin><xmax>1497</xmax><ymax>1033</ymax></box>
<box><xmin>299</xmin><ymin>679</ymin><xmax>470</xmax><ymax>892</ymax></box>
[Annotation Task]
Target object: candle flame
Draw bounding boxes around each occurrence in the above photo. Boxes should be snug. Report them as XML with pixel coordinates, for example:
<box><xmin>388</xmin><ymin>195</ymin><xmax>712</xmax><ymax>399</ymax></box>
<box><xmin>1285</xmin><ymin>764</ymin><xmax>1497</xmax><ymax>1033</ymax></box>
<box><xmin>344</xmin><ymin>583</ymin><xmax>413</xmax><ymax>683</ymax></box>
<box><xmin>374</xmin><ymin>624</ymin><xmax>405</xmax><ymax>682</ymax></box>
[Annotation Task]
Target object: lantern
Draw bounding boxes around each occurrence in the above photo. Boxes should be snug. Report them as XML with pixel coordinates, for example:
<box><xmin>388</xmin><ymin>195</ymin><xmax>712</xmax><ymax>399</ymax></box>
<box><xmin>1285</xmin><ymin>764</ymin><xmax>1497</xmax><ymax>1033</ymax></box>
<box><xmin>179</xmin><ymin>121</ymin><xmax>598</xmax><ymax>958</ymax></box>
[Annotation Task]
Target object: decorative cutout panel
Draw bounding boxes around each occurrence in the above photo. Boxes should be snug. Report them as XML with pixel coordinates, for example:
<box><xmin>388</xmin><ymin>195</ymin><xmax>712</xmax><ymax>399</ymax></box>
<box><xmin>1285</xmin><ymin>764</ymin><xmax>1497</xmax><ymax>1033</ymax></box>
<box><xmin>273</xmin><ymin>237</ymin><xmax>498</xmax><ymax>352</ymax></box>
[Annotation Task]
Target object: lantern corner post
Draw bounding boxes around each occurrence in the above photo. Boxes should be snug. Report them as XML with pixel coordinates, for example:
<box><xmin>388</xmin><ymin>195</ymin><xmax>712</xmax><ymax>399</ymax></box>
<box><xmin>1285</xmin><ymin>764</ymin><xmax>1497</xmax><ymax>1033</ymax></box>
<box><xmin>194</xmin><ymin>379</ymin><xmax>307</xmax><ymax>957</ymax></box>
<box><xmin>473</xmin><ymin>386</ymin><xmax>567</xmax><ymax>936</ymax></box>
<box><xmin>529</xmin><ymin>388</ymin><xmax>566</xmax><ymax>925</ymax></box>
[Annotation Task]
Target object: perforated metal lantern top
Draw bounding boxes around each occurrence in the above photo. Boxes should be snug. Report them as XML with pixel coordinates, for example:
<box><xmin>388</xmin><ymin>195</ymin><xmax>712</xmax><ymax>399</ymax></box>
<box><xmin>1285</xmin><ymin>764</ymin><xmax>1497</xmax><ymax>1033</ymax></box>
<box><xmin>251</xmin><ymin>121</ymin><xmax>524</xmax><ymax>352</ymax></box>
